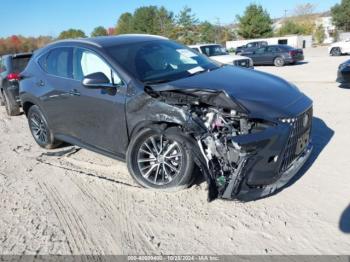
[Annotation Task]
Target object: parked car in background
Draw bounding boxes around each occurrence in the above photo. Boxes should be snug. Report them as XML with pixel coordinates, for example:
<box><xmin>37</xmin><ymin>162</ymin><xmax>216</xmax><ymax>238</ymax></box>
<box><xmin>235</xmin><ymin>41</ymin><xmax>268</xmax><ymax>55</ymax></box>
<box><xmin>0</xmin><ymin>52</ymin><xmax>32</xmax><ymax>115</ymax></box>
<box><xmin>336</xmin><ymin>60</ymin><xmax>350</xmax><ymax>86</ymax></box>
<box><xmin>329</xmin><ymin>39</ymin><xmax>350</xmax><ymax>56</ymax></box>
<box><xmin>242</xmin><ymin>45</ymin><xmax>304</xmax><ymax>67</ymax></box>
<box><xmin>190</xmin><ymin>44</ymin><xmax>254</xmax><ymax>69</ymax></box>
<box><xmin>20</xmin><ymin>35</ymin><xmax>313</xmax><ymax>201</ymax></box>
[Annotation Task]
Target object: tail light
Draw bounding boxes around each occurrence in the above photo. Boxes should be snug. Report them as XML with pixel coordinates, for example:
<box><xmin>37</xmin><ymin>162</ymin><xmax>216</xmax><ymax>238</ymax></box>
<box><xmin>7</xmin><ymin>73</ymin><xmax>20</xmax><ymax>81</ymax></box>
<box><xmin>289</xmin><ymin>49</ymin><xmax>303</xmax><ymax>56</ymax></box>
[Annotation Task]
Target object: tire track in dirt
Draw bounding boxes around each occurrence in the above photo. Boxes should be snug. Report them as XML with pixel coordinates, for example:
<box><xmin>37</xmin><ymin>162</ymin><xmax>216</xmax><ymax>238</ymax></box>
<box><xmin>39</xmin><ymin>181</ymin><xmax>101</xmax><ymax>254</ymax></box>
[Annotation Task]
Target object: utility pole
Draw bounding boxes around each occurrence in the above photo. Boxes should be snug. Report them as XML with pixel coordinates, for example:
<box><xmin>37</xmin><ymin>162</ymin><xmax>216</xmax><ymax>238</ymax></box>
<box><xmin>284</xmin><ymin>9</ymin><xmax>288</xmax><ymax>18</ymax></box>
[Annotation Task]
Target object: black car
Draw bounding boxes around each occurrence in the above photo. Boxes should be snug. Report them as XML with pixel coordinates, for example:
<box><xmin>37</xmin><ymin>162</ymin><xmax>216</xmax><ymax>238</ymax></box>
<box><xmin>0</xmin><ymin>52</ymin><xmax>32</xmax><ymax>115</ymax></box>
<box><xmin>235</xmin><ymin>41</ymin><xmax>268</xmax><ymax>55</ymax></box>
<box><xmin>337</xmin><ymin>60</ymin><xmax>350</xmax><ymax>87</ymax></box>
<box><xmin>242</xmin><ymin>45</ymin><xmax>304</xmax><ymax>67</ymax></box>
<box><xmin>20</xmin><ymin>35</ymin><xmax>313</xmax><ymax>201</ymax></box>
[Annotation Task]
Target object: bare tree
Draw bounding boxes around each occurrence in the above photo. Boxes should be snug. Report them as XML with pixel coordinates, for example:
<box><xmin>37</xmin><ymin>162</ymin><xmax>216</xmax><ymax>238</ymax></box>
<box><xmin>293</xmin><ymin>3</ymin><xmax>317</xmax><ymax>17</ymax></box>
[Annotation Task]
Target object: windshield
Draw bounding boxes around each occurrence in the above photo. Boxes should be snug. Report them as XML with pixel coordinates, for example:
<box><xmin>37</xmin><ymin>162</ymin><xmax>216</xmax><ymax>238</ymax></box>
<box><xmin>200</xmin><ymin>45</ymin><xmax>228</xmax><ymax>57</ymax></box>
<box><xmin>107</xmin><ymin>40</ymin><xmax>219</xmax><ymax>84</ymax></box>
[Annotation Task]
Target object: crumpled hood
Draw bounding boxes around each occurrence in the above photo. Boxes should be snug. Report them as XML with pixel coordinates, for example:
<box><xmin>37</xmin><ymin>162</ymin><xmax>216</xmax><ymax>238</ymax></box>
<box><xmin>210</xmin><ymin>54</ymin><xmax>251</xmax><ymax>64</ymax></box>
<box><xmin>153</xmin><ymin>66</ymin><xmax>312</xmax><ymax>118</ymax></box>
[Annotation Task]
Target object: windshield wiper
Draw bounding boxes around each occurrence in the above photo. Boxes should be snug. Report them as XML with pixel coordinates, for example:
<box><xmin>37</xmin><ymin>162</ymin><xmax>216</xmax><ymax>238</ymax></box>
<box><xmin>143</xmin><ymin>79</ymin><xmax>173</xmax><ymax>85</ymax></box>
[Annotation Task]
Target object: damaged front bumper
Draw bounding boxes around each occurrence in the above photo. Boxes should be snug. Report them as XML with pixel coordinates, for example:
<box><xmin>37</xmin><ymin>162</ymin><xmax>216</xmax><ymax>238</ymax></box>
<box><xmin>233</xmin><ymin>143</ymin><xmax>312</xmax><ymax>201</ymax></box>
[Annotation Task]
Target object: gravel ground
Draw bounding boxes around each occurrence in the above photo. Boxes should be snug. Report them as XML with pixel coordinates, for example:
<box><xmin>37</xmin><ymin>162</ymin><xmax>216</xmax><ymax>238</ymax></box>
<box><xmin>0</xmin><ymin>46</ymin><xmax>349</xmax><ymax>255</ymax></box>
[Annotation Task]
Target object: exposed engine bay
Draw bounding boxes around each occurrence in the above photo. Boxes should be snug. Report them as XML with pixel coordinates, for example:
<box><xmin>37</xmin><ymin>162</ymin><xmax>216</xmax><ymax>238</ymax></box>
<box><xmin>131</xmin><ymin>87</ymin><xmax>313</xmax><ymax>202</ymax></box>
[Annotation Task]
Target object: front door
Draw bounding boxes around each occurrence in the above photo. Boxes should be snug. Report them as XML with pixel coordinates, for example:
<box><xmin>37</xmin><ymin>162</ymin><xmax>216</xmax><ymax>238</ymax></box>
<box><xmin>69</xmin><ymin>48</ymin><xmax>128</xmax><ymax>155</ymax></box>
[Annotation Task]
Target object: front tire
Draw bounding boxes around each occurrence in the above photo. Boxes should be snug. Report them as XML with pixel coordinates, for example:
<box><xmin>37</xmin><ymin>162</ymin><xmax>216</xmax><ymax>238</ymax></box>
<box><xmin>126</xmin><ymin>127</ymin><xmax>195</xmax><ymax>191</ymax></box>
<box><xmin>274</xmin><ymin>57</ymin><xmax>285</xmax><ymax>67</ymax></box>
<box><xmin>27</xmin><ymin>105</ymin><xmax>61</xmax><ymax>149</ymax></box>
<box><xmin>3</xmin><ymin>90</ymin><xmax>20</xmax><ymax>116</ymax></box>
<box><xmin>331</xmin><ymin>47</ymin><xmax>342</xmax><ymax>56</ymax></box>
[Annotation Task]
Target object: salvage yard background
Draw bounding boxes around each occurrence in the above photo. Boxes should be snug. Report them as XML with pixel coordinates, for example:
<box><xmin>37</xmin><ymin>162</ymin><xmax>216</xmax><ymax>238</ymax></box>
<box><xmin>0</xmin><ymin>47</ymin><xmax>349</xmax><ymax>254</ymax></box>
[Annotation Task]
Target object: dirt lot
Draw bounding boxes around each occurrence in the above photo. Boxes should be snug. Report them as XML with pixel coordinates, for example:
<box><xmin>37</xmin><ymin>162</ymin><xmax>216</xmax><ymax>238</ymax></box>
<box><xmin>0</xmin><ymin>46</ymin><xmax>349</xmax><ymax>255</ymax></box>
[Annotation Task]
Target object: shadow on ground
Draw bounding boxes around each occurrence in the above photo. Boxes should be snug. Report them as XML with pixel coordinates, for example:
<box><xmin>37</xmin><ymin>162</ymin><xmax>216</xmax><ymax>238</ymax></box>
<box><xmin>338</xmin><ymin>83</ymin><xmax>350</xmax><ymax>89</ymax></box>
<box><xmin>254</xmin><ymin>61</ymin><xmax>308</xmax><ymax>67</ymax></box>
<box><xmin>281</xmin><ymin>117</ymin><xmax>334</xmax><ymax>189</ymax></box>
<box><xmin>340</xmin><ymin>205</ymin><xmax>350</xmax><ymax>233</ymax></box>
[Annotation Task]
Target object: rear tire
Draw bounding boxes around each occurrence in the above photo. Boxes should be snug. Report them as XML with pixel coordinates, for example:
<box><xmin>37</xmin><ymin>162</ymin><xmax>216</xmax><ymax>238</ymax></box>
<box><xmin>27</xmin><ymin>105</ymin><xmax>61</xmax><ymax>149</ymax></box>
<box><xmin>126</xmin><ymin>127</ymin><xmax>195</xmax><ymax>191</ymax></box>
<box><xmin>274</xmin><ymin>57</ymin><xmax>285</xmax><ymax>67</ymax></box>
<box><xmin>331</xmin><ymin>47</ymin><xmax>342</xmax><ymax>56</ymax></box>
<box><xmin>3</xmin><ymin>90</ymin><xmax>20</xmax><ymax>116</ymax></box>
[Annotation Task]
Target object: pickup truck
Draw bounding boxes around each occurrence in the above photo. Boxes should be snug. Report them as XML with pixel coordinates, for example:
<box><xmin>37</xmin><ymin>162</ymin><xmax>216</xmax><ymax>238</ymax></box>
<box><xmin>190</xmin><ymin>44</ymin><xmax>254</xmax><ymax>69</ymax></box>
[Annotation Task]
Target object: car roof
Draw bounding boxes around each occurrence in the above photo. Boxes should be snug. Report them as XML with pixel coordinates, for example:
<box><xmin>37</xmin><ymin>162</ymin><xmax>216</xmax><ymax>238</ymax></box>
<box><xmin>189</xmin><ymin>44</ymin><xmax>222</xmax><ymax>48</ymax></box>
<box><xmin>47</xmin><ymin>34</ymin><xmax>168</xmax><ymax>49</ymax></box>
<box><xmin>1</xmin><ymin>52</ymin><xmax>32</xmax><ymax>59</ymax></box>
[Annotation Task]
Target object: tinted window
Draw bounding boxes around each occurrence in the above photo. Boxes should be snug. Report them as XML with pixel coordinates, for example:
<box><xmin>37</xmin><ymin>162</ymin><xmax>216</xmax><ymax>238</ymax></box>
<box><xmin>280</xmin><ymin>45</ymin><xmax>295</xmax><ymax>51</ymax></box>
<box><xmin>106</xmin><ymin>40</ymin><xmax>218</xmax><ymax>83</ymax></box>
<box><xmin>73</xmin><ymin>48</ymin><xmax>122</xmax><ymax>85</ymax></box>
<box><xmin>12</xmin><ymin>56</ymin><xmax>32</xmax><ymax>73</ymax></box>
<box><xmin>38</xmin><ymin>53</ymin><xmax>48</xmax><ymax>71</ymax></box>
<box><xmin>46</xmin><ymin>48</ymin><xmax>72</xmax><ymax>78</ymax></box>
<box><xmin>0</xmin><ymin>57</ymin><xmax>7</xmax><ymax>73</ymax></box>
<box><xmin>200</xmin><ymin>45</ymin><xmax>228</xmax><ymax>57</ymax></box>
<box><xmin>191</xmin><ymin>48</ymin><xmax>200</xmax><ymax>52</ymax></box>
<box><xmin>255</xmin><ymin>47</ymin><xmax>266</xmax><ymax>54</ymax></box>
<box><xmin>266</xmin><ymin>46</ymin><xmax>280</xmax><ymax>53</ymax></box>
<box><xmin>0</xmin><ymin>58</ymin><xmax>5</xmax><ymax>73</ymax></box>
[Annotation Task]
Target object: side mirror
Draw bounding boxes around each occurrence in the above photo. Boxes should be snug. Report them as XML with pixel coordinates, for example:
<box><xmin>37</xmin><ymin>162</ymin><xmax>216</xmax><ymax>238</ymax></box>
<box><xmin>82</xmin><ymin>72</ymin><xmax>113</xmax><ymax>88</ymax></box>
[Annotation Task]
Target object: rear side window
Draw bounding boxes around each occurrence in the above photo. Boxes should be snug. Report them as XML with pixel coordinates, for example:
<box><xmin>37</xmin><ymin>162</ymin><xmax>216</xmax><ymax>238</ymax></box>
<box><xmin>12</xmin><ymin>56</ymin><xmax>31</xmax><ymax>73</ymax></box>
<box><xmin>0</xmin><ymin>58</ymin><xmax>7</xmax><ymax>73</ymax></box>
<box><xmin>45</xmin><ymin>47</ymin><xmax>73</xmax><ymax>78</ymax></box>
<box><xmin>267</xmin><ymin>47</ymin><xmax>280</xmax><ymax>53</ymax></box>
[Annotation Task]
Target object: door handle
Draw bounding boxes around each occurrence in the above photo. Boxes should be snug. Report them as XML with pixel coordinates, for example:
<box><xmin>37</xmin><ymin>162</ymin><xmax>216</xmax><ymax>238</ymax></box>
<box><xmin>69</xmin><ymin>89</ymin><xmax>80</xmax><ymax>96</ymax></box>
<box><xmin>36</xmin><ymin>80</ymin><xmax>45</xmax><ymax>87</ymax></box>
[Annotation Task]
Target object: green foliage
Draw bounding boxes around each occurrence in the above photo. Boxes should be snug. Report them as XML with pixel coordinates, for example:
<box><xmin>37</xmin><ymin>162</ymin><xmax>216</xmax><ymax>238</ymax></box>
<box><xmin>314</xmin><ymin>24</ymin><xmax>326</xmax><ymax>44</ymax></box>
<box><xmin>91</xmin><ymin>26</ymin><xmax>108</xmax><ymax>37</ymax></box>
<box><xmin>197</xmin><ymin>21</ymin><xmax>216</xmax><ymax>43</ymax></box>
<box><xmin>236</xmin><ymin>4</ymin><xmax>273</xmax><ymax>39</ymax></box>
<box><xmin>156</xmin><ymin>6</ymin><xmax>175</xmax><ymax>37</ymax></box>
<box><xmin>331</xmin><ymin>0</ymin><xmax>350</xmax><ymax>31</ymax></box>
<box><xmin>174</xmin><ymin>6</ymin><xmax>199</xmax><ymax>44</ymax></box>
<box><xmin>277</xmin><ymin>20</ymin><xmax>308</xmax><ymax>36</ymax></box>
<box><xmin>115</xmin><ymin>7</ymin><xmax>174</xmax><ymax>37</ymax></box>
<box><xmin>115</xmin><ymin>12</ymin><xmax>133</xmax><ymax>34</ymax></box>
<box><xmin>58</xmin><ymin>29</ymin><xmax>86</xmax><ymax>39</ymax></box>
<box><xmin>132</xmin><ymin>6</ymin><xmax>160</xmax><ymax>34</ymax></box>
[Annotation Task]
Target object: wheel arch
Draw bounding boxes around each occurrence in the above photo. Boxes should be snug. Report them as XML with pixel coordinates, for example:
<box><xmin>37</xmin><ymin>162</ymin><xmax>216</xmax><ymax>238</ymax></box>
<box><xmin>22</xmin><ymin>101</ymin><xmax>35</xmax><ymax>116</ymax></box>
<box><xmin>129</xmin><ymin>120</ymin><xmax>184</xmax><ymax>142</ymax></box>
<box><xmin>330</xmin><ymin>46</ymin><xmax>342</xmax><ymax>54</ymax></box>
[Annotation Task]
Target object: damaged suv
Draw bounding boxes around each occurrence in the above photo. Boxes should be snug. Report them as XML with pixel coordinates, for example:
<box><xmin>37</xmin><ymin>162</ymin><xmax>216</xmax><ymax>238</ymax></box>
<box><xmin>20</xmin><ymin>35</ymin><xmax>313</xmax><ymax>201</ymax></box>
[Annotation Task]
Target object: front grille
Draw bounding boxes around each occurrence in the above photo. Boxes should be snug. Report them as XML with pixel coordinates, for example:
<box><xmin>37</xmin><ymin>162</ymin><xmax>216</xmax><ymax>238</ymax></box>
<box><xmin>234</xmin><ymin>59</ymin><xmax>250</xmax><ymax>68</ymax></box>
<box><xmin>279</xmin><ymin>107</ymin><xmax>313</xmax><ymax>173</ymax></box>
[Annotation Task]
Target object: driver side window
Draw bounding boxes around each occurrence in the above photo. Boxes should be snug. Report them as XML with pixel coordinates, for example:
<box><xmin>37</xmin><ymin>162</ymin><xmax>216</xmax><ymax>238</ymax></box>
<box><xmin>73</xmin><ymin>48</ymin><xmax>122</xmax><ymax>85</ymax></box>
<box><xmin>256</xmin><ymin>47</ymin><xmax>266</xmax><ymax>54</ymax></box>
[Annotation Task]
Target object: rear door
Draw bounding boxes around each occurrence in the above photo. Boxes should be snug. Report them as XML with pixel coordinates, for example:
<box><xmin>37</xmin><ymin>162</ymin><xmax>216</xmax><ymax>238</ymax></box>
<box><xmin>38</xmin><ymin>47</ymin><xmax>77</xmax><ymax>135</ymax></box>
<box><xmin>249</xmin><ymin>47</ymin><xmax>267</xmax><ymax>64</ymax></box>
<box><xmin>265</xmin><ymin>46</ymin><xmax>280</xmax><ymax>64</ymax></box>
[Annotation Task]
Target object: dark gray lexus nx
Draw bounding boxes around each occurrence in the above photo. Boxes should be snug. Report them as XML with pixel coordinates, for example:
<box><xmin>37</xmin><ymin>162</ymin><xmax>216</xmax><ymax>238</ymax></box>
<box><xmin>20</xmin><ymin>35</ymin><xmax>313</xmax><ymax>201</ymax></box>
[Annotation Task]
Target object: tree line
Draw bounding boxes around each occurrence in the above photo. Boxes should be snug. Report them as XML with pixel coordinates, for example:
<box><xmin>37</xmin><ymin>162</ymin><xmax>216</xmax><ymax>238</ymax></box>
<box><xmin>1</xmin><ymin>0</ymin><xmax>350</xmax><ymax>55</ymax></box>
